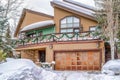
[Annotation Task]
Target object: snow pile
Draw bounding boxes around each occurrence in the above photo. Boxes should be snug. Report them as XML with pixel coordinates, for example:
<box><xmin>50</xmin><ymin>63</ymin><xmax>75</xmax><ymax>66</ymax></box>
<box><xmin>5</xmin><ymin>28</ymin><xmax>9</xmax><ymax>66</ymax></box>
<box><xmin>6</xmin><ymin>58</ymin><xmax>15</xmax><ymax>62</ymax></box>
<box><xmin>0</xmin><ymin>59</ymin><xmax>58</xmax><ymax>80</ymax></box>
<box><xmin>0</xmin><ymin>59</ymin><xmax>120</xmax><ymax>80</ymax></box>
<box><xmin>102</xmin><ymin>59</ymin><xmax>120</xmax><ymax>75</ymax></box>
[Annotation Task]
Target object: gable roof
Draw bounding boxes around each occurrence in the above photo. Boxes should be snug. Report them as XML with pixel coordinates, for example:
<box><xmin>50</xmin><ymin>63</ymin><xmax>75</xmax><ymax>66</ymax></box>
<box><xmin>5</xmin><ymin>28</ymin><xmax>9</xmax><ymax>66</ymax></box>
<box><xmin>14</xmin><ymin>9</ymin><xmax>54</xmax><ymax>37</ymax></box>
<box><xmin>20</xmin><ymin>20</ymin><xmax>54</xmax><ymax>32</ymax></box>
<box><xmin>51</xmin><ymin>0</ymin><xmax>95</xmax><ymax>21</ymax></box>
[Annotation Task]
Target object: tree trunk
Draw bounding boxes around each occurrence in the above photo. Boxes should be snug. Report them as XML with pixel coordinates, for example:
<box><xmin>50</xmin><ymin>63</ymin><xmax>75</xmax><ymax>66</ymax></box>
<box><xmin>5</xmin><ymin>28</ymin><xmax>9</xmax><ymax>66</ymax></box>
<box><xmin>110</xmin><ymin>32</ymin><xmax>115</xmax><ymax>60</ymax></box>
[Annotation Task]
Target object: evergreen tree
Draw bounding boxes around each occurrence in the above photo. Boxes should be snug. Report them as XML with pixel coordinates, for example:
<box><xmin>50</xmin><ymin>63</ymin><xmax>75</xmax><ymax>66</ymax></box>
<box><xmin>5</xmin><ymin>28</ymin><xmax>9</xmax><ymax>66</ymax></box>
<box><xmin>0</xmin><ymin>0</ymin><xmax>23</xmax><ymax>61</ymax></box>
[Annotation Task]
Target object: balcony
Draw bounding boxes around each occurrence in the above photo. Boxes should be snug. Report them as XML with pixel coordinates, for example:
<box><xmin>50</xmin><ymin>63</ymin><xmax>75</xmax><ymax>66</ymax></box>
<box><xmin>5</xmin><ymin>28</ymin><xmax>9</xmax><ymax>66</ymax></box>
<box><xmin>15</xmin><ymin>31</ymin><xmax>100</xmax><ymax>47</ymax></box>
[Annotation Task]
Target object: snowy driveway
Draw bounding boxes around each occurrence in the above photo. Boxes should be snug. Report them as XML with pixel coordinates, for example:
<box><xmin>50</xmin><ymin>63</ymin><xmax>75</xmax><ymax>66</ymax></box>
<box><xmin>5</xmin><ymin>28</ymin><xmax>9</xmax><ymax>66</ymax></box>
<box><xmin>54</xmin><ymin>71</ymin><xmax>120</xmax><ymax>80</ymax></box>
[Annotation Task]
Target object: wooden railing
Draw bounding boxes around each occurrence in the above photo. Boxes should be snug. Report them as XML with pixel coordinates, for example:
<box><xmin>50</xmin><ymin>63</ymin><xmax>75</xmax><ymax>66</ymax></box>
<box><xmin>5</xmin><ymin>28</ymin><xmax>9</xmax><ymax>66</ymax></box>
<box><xmin>15</xmin><ymin>31</ymin><xmax>100</xmax><ymax>47</ymax></box>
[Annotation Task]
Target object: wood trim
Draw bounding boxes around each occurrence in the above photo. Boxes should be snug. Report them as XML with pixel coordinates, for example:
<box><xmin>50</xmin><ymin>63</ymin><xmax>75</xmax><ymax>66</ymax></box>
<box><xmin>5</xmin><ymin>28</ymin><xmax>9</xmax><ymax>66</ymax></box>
<box><xmin>54</xmin><ymin>49</ymin><xmax>102</xmax><ymax>53</ymax></box>
<box><xmin>15</xmin><ymin>40</ymin><xmax>103</xmax><ymax>50</ymax></box>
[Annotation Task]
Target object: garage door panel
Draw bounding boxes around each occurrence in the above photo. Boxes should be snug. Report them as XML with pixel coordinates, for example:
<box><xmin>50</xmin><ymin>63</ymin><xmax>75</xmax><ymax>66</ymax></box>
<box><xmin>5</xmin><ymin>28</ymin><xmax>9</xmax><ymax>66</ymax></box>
<box><xmin>55</xmin><ymin>51</ymin><xmax>101</xmax><ymax>70</ymax></box>
<box><xmin>66</xmin><ymin>66</ymin><xmax>71</xmax><ymax>70</ymax></box>
<box><xmin>77</xmin><ymin>61</ymin><xmax>81</xmax><ymax>65</ymax></box>
<box><xmin>88</xmin><ymin>66</ymin><xmax>93</xmax><ymax>70</ymax></box>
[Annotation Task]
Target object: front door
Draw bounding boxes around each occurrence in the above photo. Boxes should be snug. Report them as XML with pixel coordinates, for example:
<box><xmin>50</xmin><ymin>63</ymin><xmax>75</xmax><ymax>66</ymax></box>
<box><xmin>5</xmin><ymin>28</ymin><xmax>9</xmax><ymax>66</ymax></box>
<box><xmin>39</xmin><ymin>50</ymin><xmax>46</xmax><ymax>62</ymax></box>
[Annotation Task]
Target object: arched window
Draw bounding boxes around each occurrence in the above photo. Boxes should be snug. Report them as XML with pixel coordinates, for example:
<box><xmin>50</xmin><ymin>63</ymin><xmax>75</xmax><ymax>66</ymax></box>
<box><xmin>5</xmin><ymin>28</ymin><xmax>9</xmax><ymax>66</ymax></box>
<box><xmin>60</xmin><ymin>16</ymin><xmax>82</xmax><ymax>33</ymax></box>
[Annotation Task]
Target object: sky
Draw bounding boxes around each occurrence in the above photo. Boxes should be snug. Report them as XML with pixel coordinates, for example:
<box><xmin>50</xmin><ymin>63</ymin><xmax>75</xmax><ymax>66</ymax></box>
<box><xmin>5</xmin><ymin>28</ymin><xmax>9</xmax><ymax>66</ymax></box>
<box><xmin>25</xmin><ymin>0</ymin><xmax>95</xmax><ymax>15</ymax></box>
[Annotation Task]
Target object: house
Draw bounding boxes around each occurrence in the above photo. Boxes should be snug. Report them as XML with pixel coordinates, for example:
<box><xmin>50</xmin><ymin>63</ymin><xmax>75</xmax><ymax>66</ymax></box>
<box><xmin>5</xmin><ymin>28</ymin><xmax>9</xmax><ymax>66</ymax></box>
<box><xmin>14</xmin><ymin>0</ymin><xmax>105</xmax><ymax>71</ymax></box>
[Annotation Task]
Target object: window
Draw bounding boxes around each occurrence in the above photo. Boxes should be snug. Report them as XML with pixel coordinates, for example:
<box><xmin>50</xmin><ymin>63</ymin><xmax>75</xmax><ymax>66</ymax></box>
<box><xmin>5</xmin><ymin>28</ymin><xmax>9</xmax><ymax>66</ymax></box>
<box><xmin>60</xmin><ymin>16</ymin><xmax>82</xmax><ymax>33</ymax></box>
<box><xmin>89</xmin><ymin>26</ymin><xmax>96</xmax><ymax>31</ymax></box>
<box><xmin>25</xmin><ymin>30</ymin><xmax>43</xmax><ymax>38</ymax></box>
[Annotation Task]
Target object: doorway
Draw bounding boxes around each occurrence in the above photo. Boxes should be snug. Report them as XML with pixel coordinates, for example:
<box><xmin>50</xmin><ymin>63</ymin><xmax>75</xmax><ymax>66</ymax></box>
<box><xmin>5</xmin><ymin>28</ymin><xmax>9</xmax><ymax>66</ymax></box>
<box><xmin>39</xmin><ymin>50</ymin><xmax>46</xmax><ymax>62</ymax></box>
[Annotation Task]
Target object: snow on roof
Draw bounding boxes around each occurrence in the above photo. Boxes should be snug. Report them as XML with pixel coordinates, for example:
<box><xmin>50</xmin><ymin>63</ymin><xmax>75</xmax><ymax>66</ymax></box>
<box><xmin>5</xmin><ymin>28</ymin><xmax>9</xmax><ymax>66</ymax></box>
<box><xmin>51</xmin><ymin>0</ymin><xmax>95</xmax><ymax>19</ymax></box>
<box><xmin>64</xmin><ymin>0</ymin><xmax>95</xmax><ymax>11</ymax></box>
<box><xmin>20</xmin><ymin>20</ymin><xmax>54</xmax><ymax>32</ymax></box>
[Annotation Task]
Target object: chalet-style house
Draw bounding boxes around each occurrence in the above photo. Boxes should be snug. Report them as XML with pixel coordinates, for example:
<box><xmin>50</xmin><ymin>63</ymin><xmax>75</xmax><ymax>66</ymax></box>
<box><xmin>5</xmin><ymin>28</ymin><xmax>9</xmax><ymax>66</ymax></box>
<box><xmin>14</xmin><ymin>0</ymin><xmax>105</xmax><ymax>71</ymax></box>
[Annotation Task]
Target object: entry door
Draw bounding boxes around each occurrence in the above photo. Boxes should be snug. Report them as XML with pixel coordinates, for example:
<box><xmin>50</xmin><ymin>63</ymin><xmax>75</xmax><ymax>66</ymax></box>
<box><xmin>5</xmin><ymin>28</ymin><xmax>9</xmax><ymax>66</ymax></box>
<box><xmin>39</xmin><ymin>51</ymin><xmax>46</xmax><ymax>62</ymax></box>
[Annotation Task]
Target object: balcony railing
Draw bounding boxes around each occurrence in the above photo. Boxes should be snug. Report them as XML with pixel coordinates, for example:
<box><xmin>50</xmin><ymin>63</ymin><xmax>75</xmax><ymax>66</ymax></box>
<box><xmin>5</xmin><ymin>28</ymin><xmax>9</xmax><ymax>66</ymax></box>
<box><xmin>15</xmin><ymin>31</ymin><xmax>99</xmax><ymax>47</ymax></box>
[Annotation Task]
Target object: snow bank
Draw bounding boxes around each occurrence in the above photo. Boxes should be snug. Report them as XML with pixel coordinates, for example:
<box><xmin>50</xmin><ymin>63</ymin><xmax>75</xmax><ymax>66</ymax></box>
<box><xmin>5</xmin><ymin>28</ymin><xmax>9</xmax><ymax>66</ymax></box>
<box><xmin>0</xmin><ymin>59</ymin><xmax>120</xmax><ymax>80</ymax></box>
<box><xmin>0</xmin><ymin>59</ymin><xmax>58</xmax><ymax>80</ymax></box>
<box><xmin>6</xmin><ymin>58</ymin><xmax>16</xmax><ymax>62</ymax></box>
<box><xmin>102</xmin><ymin>59</ymin><xmax>120</xmax><ymax>75</ymax></box>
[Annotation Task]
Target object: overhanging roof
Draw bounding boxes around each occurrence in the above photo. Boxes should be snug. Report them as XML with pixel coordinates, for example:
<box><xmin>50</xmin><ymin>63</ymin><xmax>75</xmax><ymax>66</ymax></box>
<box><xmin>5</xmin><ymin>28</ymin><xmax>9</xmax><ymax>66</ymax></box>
<box><xmin>51</xmin><ymin>0</ymin><xmax>96</xmax><ymax>21</ymax></box>
<box><xmin>63</xmin><ymin>0</ymin><xmax>95</xmax><ymax>11</ymax></box>
<box><xmin>20</xmin><ymin>20</ymin><xmax>54</xmax><ymax>32</ymax></box>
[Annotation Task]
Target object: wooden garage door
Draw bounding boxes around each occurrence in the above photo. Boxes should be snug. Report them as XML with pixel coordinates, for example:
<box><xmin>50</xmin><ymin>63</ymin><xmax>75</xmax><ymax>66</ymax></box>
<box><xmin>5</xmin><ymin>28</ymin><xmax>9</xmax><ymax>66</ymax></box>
<box><xmin>55</xmin><ymin>51</ymin><xmax>101</xmax><ymax>70</ymax></box>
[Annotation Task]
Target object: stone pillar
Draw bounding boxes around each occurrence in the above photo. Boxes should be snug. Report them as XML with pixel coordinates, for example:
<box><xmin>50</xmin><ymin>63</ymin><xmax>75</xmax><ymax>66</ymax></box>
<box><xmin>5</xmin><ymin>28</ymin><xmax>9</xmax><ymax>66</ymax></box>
<box><xmin>46</xmin><ymin>45</ymin><xmax>54</xmax><ymax>63</ymax></box>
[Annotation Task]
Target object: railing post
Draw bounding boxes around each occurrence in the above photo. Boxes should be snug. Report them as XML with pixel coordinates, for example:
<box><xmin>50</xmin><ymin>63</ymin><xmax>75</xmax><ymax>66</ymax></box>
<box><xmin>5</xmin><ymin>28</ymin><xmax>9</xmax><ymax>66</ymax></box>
<box><xmin>53</xmin><ymin>34</ymin><xmax>55</xmax><ymax>42</ymax></box>
<box><xmin>22</xmin><ymin>40</ymin><xmax>24</xmax><ymax>46</ymax></box>
<box><xmin>76</xmin><ymin>32</ymin><xmax>79</xmax><ymax>41</ymax></box>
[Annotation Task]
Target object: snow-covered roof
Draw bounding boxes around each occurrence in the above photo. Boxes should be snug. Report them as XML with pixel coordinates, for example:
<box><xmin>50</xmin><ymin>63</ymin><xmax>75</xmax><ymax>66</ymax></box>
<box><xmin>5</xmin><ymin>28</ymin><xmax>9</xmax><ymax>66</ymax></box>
<box><xmin>64</xmin><ymin>0</ymin><xmax>95</xmax><ymax>11</ymax></box>
<box><xmin>20</xmin><ymin>20</ymin><xmax>54</xmax><ymax>32</ymax></box>
<box><xmin>51</xmin><ymin>0</ymin><xmax>95</xmax><ymax>20</ymax></box>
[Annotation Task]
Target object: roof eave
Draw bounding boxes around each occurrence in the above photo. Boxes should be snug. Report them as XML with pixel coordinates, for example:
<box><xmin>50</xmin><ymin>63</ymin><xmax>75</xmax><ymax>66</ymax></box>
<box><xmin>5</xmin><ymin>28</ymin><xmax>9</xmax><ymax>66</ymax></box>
<box><xmin>20</xmin><ymin>24</ymin><xmax>55</xmax><ymax>33</ymax></box>
<box><xmin>14</xmin><ymin>9</ymin><xmax>26</xmax><ymax>37</ymax></box>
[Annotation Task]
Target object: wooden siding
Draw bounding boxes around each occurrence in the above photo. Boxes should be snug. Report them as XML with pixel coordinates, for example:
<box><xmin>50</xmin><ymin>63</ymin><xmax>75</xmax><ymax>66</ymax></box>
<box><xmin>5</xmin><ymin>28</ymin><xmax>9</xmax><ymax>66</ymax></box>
<box><xmin>54</xmin><ymin>7</ymin><xmax>97</xmax><ymax>33</ymax></box>
<box><xmin>16</xmin><ymin>11</ymin><xmax>53</xmax><ymax>37</ymax></box>
<box><xmin>18</xmin><ymin>40</ymin><xmax>105</xmax><ymax>65</ymax></box>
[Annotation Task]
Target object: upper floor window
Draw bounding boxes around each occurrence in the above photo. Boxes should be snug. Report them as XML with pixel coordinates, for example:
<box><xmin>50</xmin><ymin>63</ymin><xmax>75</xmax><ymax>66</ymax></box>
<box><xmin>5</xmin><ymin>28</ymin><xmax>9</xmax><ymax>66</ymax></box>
<box><xmin>89</xmin><ymin>26</ymin><xmax>96</xmax><ymax>32</ymax></box>
<box><xmin>60</xmin><ymin>16</ymin><xmax>82</xmax><ymax>33</ymax></box>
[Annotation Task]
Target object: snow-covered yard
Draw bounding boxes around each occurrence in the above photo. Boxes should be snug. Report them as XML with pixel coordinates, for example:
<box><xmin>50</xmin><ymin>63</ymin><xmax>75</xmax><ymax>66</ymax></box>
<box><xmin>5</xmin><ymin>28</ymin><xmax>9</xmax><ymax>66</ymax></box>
<box><xmin>0</xmin><ymin>59</ymin><xmax>120</xmax><ymax>80</ymax></box>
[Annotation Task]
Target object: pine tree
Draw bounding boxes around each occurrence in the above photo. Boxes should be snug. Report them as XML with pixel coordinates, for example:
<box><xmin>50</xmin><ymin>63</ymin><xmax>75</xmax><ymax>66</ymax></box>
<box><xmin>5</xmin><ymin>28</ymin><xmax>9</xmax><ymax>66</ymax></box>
<box><xmin>0</xmin><ymin>0</ymin><xmax>23</xmax><ymax>61</ymax></box>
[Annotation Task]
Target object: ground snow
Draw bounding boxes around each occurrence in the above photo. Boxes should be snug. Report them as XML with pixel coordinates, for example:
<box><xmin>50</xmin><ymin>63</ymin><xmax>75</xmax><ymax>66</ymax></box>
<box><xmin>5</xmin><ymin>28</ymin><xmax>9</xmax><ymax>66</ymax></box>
<box><xmin>0</xmin><ymin>59</ymin><xmax>120</xmax><ymax>80</ymax></box>
<box><xmin>0</xmin><ymin>59</ymin><xmax>58</xmax><ymax>80</ymax></box>
<box><xmin>102</xmin><ymin>59</ymin><xmax>120</xmax><ymax>75</ymax></box>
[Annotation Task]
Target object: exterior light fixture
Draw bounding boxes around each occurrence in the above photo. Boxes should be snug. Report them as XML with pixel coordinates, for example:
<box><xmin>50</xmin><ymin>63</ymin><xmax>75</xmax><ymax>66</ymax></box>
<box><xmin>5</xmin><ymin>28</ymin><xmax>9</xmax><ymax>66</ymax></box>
<box><xmin>49</xmin><ymin>44</ymin><xmax>53</xmax><ymax>49</ymax></box>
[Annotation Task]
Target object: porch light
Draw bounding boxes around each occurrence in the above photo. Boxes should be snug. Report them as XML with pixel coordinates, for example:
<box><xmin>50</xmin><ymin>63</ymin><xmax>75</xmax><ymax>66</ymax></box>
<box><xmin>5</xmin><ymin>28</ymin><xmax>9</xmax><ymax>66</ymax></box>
<box><xmin>49</xmin><ymin>44</ymin><xmax>53</xmax><ymax>49</ymax></box>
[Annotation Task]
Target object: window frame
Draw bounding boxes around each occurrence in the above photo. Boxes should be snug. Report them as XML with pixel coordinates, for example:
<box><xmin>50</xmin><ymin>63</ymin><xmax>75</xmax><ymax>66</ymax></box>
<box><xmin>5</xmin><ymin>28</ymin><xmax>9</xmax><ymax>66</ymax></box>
<box><xmin>60</xmin><ymin>16</ymin><xmax>82</xmax><ymax>33</ymax></box>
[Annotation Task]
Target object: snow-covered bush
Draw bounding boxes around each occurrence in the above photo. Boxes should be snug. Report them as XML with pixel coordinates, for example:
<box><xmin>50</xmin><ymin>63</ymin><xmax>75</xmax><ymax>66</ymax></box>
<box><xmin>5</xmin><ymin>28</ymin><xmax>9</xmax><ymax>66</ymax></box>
<box><xmin>102</xmin><ymin>59</ymin><xmax>120</xmax><ymax>75</ymax></box>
